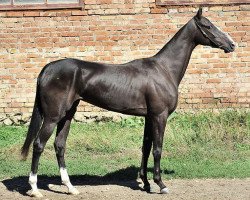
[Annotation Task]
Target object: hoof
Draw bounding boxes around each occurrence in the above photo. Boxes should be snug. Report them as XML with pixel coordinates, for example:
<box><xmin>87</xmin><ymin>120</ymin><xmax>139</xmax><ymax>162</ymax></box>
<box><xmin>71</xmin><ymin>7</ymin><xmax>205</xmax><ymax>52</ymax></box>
<box><xmin>69</xmin><ymin>187</ymin><xmax>80</xmax><ymax>195</ymax></box>
<box><xmin>30</xmin><ymin>190</ymin><xmax>43</xmax><ymax>198</ymax></box>
<box><xmin>160</xmin><ymin>187</ymin><xmax>169</xmax><ymax>194</ymax></box>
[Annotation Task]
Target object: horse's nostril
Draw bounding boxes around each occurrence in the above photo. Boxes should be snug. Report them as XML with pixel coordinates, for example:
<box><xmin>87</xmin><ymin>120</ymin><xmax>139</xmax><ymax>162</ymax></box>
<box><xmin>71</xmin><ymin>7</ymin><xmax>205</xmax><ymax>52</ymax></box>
<box><xmin>231</xmin><ymin>43</ymin><xmax>235</xmax><ymax>48</ymax></box>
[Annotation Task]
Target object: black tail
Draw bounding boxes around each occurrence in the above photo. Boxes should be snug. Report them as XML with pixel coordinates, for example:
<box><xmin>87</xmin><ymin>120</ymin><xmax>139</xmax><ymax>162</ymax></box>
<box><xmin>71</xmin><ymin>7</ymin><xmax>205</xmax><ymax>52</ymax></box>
<box><xmin>21</xmin><ymin>84</ymin><xmax>43</xmax><ymax>160</ymax></box>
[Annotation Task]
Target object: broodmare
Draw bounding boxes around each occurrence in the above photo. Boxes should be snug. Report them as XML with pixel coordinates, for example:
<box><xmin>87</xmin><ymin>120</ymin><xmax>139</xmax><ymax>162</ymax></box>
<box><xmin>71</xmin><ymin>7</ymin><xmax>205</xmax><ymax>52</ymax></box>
<box><xmin>21</xmin><ymin>8</ymin><xmax>235</xmax><ymax>197</ymax></box>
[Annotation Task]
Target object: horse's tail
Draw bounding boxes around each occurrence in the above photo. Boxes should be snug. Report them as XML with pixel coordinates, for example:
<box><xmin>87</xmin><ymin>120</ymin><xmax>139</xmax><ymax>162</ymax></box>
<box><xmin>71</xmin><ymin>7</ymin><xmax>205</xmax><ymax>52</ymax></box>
<box><xmin>21</xmin><ymin>82</ymin><xmax>43</xmax><ymax>160</ymax></box>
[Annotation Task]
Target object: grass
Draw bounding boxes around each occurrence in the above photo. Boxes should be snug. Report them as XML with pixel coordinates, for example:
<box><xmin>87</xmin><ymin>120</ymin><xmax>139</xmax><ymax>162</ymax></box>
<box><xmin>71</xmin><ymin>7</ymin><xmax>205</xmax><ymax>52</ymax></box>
<box><xmin>0</xmin><ymin>110</ymin><xmax>249</xmax><ymax>180</ymax></box>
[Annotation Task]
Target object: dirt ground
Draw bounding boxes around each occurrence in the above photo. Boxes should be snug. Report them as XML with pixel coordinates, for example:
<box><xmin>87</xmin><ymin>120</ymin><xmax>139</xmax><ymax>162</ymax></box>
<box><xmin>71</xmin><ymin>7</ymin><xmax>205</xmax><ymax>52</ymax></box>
<box><xmin>1</xmin><ymin>176</ymin><xmax>250</xmax><ymax>200</ymax></box>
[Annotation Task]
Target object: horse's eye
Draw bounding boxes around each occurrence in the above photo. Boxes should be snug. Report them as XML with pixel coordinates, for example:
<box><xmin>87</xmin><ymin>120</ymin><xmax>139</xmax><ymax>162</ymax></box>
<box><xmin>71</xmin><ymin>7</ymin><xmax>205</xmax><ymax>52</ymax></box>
<box><xmin>201</xmin><ymin>24</ymin><xmax>211</xmax><ymax>29</ymax></box>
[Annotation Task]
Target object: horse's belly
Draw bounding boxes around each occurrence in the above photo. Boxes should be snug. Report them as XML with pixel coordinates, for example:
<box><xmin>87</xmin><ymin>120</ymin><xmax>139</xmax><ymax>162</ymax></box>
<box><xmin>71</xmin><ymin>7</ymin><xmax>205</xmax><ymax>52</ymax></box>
<box><xmin>81</xmin><ymin>90</ymin><xmax>147</xmax><ymax>116</ymax></box>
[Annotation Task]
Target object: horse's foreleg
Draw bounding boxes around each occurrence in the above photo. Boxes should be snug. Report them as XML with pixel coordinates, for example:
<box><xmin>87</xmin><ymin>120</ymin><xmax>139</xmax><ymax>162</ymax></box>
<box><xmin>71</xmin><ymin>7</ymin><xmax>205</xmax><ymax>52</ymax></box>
<box><xmin>151</xmin><ymin>111</ymin><xmax>169</xmax><ymax>194</ymax></box>
<box><xmin>54</xmin><ymin>101</ymin><xmax>79</xmax><ymax>195</ymax></box>
<box><xmin>29</xmin><ymin>120</ymin><xmax>57</xmax><ymax>198</ymax></box>
<box><xmin>139</xmin><ymin>116</ymin><xmax>152</xmax><ymax>192</ymax></box>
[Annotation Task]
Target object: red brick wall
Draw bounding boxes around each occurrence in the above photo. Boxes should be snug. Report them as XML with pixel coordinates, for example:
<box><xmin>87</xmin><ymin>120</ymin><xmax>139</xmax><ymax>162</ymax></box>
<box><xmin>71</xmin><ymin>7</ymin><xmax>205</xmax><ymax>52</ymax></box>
<box><xmin>156</xmin><ymin>0</ymin><xmax>250</xmax><ymax>6</ymax></box>
<box><xmin>0</xmin><ymin>1</ymin><xmax>249</xmax><ymax>118</ymax></box>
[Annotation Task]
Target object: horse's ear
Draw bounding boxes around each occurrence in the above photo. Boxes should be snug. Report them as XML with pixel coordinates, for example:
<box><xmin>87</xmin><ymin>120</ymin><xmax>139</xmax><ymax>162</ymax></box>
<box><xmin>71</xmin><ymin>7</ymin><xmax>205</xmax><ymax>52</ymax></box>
<box><xmin>196</xmin><ymin>7</ymin><xmax>203</xmax><ymax>20</ymax></box>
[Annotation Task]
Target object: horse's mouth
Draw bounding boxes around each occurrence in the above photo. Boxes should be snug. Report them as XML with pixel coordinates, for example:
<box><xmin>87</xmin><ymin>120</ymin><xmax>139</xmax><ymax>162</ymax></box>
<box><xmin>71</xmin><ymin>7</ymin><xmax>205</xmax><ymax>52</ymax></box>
<box><xmin>221</xmin><ymin>46</ymin><xmax>234</xmax><ymax>53</ymax></box>
<box><xmin>220</xmin><ymin>43</ymin><xmax>235</xmax><ymax>53</ymax></box>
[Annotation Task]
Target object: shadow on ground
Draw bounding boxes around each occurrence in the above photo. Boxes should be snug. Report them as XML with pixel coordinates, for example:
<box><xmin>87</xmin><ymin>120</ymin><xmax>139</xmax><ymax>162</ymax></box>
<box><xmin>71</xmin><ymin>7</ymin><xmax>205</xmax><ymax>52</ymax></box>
<box><xmin>2</xmin><ymin>166</ymin><xmax>175</xmax><ymax>196</ymax></box>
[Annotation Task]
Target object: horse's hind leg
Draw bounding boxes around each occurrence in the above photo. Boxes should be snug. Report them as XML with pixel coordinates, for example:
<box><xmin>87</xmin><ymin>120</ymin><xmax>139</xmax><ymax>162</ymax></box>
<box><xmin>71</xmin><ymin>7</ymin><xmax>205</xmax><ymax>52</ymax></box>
<box><xmin>29</xmin><ymin>119</ymin><xmax>57</xmax><ymax>197</ymax></box>
<box><xmin>54</xmin><ymin>100</ymin><xmax>79</xmax><ymax>195</ymax></box>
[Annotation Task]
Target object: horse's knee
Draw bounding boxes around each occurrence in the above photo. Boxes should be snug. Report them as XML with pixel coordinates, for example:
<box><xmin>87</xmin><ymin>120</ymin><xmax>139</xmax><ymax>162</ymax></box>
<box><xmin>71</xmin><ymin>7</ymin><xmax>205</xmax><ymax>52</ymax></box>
<box><xmin>153</xmin><ymin>148</ymin><xmax>162</xmax><ymax>160</ymax></box>
<box><xmin>54</xmin><ymin>139</ymin><xmax>65</xmax><ymax>155</ymax></box>
<box><xmin>33</xmin><ymin>140</ymin><xmax>44</xmax><ymax>153</ymax></box>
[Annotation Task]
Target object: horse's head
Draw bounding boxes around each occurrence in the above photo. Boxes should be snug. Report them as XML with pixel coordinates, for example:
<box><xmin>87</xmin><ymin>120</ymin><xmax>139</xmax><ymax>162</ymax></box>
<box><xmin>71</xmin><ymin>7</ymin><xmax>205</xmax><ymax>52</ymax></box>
<box><xmin>193</xmin><ymin>7</ymin><xmax>235</xmax><ymax>53</ymax></box>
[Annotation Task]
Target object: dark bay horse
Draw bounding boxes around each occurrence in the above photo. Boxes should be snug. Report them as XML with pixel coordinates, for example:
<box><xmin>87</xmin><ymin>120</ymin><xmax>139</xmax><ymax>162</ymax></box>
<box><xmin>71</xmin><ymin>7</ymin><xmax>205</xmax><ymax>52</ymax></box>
<box><xmin>21</xmin><ymin>8</ymin><xmax>235</xmax><ymax>197</ymax></box>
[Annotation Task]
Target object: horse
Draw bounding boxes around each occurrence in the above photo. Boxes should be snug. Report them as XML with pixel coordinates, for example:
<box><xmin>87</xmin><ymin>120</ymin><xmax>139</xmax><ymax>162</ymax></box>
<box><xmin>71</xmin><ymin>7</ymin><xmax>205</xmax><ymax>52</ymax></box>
<box><xmin>21</xmin><ymin>7</ymin><xmax>235</xmax><ymax>197</ymax></box>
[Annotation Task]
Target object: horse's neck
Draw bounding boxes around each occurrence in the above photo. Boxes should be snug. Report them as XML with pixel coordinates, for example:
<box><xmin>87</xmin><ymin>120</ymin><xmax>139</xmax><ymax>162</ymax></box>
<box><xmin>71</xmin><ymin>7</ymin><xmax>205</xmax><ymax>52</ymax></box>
<box><xmin>155</xmin><ymin>22</ymin><xmax>197</xmax><ymax>86</ymax></box>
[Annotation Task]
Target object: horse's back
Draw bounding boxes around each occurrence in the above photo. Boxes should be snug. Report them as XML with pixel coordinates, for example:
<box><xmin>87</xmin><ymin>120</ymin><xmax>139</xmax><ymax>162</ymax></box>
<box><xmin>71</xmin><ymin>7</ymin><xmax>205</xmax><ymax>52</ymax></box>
<box><xmin>78</xmin><ymin>59</ymin><xmax>150</xmax><ymax>115</ymax></box>
<box><xmin>36</xmin><ymin>57</ymin><xmax>167</xmax><ymax>116</ymax></box>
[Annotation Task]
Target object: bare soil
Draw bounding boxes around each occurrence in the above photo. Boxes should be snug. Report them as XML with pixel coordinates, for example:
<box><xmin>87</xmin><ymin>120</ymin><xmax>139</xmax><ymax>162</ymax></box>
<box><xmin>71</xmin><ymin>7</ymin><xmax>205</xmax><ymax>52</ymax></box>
<box><xmin>1</xmin><ymin>177</ymin><xmax>250</xmax><ymax>200</ymax></box>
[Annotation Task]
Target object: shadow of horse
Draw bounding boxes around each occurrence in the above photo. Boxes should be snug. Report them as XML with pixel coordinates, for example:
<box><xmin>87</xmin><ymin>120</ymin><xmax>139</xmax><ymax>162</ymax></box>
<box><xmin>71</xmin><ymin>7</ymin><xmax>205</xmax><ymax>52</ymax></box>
<box><xmin>2</xmin><ymin>166</ymin><xmax>175</xmax><ymax>196</ymax></box>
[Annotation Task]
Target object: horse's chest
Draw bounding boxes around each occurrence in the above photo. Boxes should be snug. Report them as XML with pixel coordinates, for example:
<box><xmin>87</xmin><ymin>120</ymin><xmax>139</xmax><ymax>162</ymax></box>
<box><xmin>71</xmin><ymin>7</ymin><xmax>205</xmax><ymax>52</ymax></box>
<box><xmin>147</xmin><ymin>81</ymin><xmax>178</xmax><ymax>114</ymax></box>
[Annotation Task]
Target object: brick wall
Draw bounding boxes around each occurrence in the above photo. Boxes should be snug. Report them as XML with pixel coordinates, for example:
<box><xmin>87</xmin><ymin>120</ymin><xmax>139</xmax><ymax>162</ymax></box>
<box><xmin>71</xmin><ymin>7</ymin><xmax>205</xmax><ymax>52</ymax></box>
<box><xmin>0</xmin><ymin>1</ymin><xmax>249</xmax><ymax>122</ymax></box>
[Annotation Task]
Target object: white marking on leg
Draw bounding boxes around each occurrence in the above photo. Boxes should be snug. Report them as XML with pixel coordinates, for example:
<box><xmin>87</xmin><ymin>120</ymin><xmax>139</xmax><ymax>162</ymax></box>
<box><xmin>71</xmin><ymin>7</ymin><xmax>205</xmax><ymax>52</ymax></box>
<box><xmin>160</xmin><ymin>187</ymin><xmax>169</xmax><ymax>194</ymax></box>
<box><xmin>29</xmin><ymin>172</ymin><xmax>43</xmax><ymax>198</ymax></box>
<box><xmin>60</xmin><ymin>168</ymin><xmax>79</xmax><ymax>195</ymax></box>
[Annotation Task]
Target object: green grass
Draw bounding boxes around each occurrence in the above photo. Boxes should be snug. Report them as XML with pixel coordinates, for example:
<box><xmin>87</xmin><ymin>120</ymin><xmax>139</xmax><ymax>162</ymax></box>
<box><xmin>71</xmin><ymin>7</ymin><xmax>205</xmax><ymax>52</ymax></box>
<box><xmin>0</xmin><ymin>110</ymin><xmax>249</xmax><ymax>180</ymax></box>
